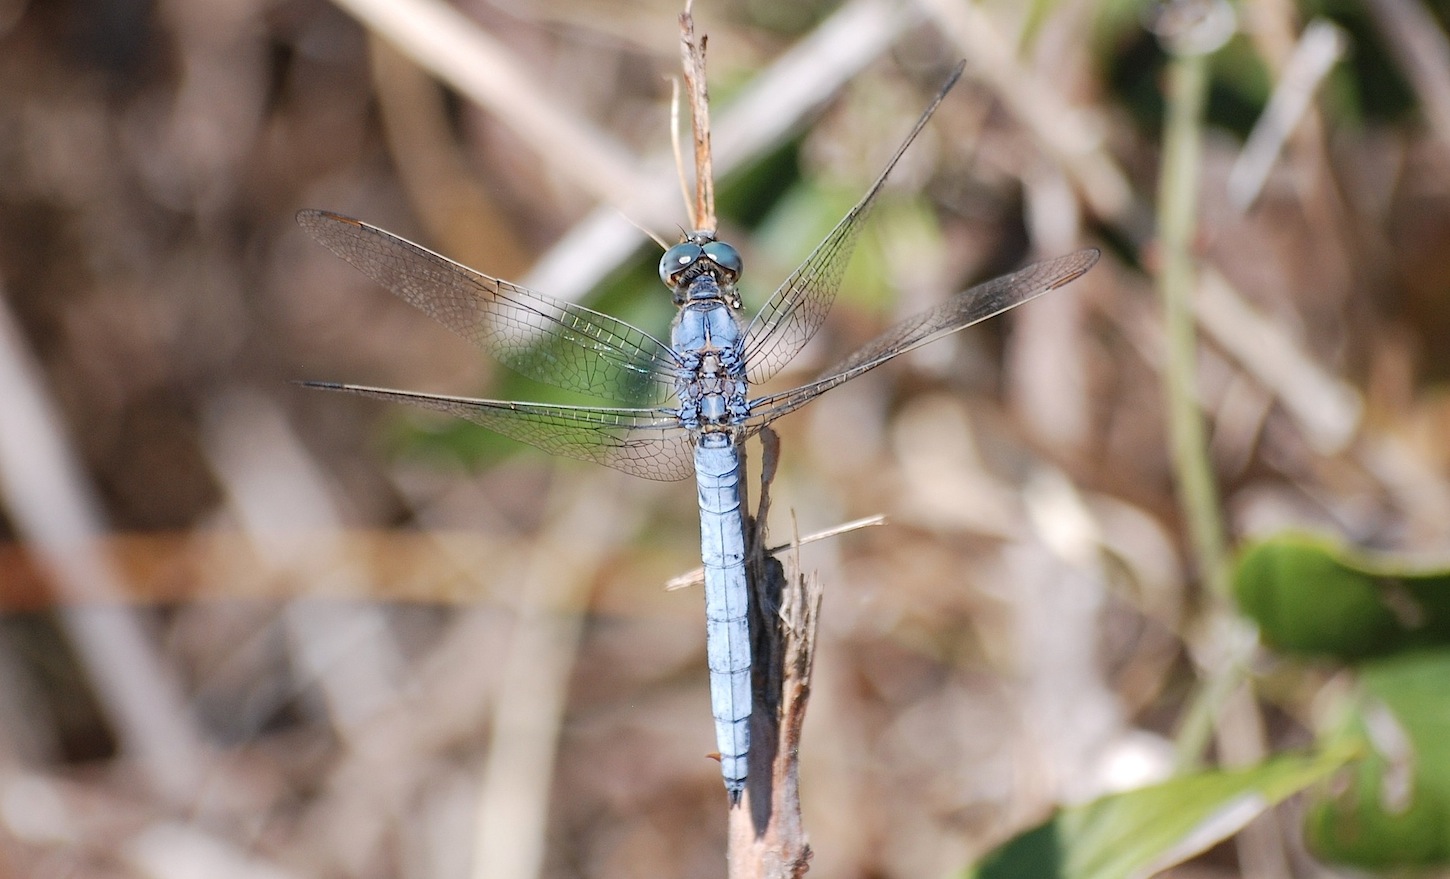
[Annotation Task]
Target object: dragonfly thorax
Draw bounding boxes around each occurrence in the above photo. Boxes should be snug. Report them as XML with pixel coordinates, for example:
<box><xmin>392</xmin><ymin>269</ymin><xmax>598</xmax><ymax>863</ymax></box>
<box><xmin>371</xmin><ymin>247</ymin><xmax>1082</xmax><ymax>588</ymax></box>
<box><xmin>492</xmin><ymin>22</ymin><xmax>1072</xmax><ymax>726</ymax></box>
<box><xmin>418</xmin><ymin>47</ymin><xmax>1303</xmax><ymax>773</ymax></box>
<box><xmin>671</xmin><ymin>299</ymin><xmax>749</xmax><ymax>432</ymax></box>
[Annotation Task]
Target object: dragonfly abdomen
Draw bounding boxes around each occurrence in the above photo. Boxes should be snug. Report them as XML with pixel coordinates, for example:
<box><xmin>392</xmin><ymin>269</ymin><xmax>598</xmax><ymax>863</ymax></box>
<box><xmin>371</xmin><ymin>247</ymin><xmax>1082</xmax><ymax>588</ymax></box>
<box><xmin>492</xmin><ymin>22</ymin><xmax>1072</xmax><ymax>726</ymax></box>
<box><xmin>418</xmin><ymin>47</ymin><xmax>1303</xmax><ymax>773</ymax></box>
<box><xmin>694</xmin><ymin>437</ymin><xmax>751</xmax><ymax>800</ymax></box>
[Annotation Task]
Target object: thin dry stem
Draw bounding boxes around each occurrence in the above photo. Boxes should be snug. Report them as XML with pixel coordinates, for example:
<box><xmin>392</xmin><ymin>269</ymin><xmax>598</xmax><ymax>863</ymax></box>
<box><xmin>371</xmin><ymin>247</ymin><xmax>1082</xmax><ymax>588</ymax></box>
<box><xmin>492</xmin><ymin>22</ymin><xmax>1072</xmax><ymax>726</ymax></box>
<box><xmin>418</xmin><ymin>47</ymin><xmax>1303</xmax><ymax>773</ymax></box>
<box><xmin>679</xmin><ymin>6</ymin><xmax>717</xmax><ymax>233</ymax></box>
<box><xmin>0</xmin><ymin>280</ymin><xmax>207</xmax><ymax>804</ymax></box>
<box><xmin>330</xmin><ymin>0</ymin><xmax>648</xmax><ymax>209</ymax></box>
<box><xmin>367</xmin><ymin>35</ymin><xmax>530</xmax><ymax>278</ymax></box>
<box><xmin>670</xmin><ymin>77</ymin><xmax>693</xmax><ymax>230</ymax></box>
<box><xmin>470</xmin><ymin>480</ymin><xmax>632</xmax><ymax>879</ymax></box>
<box><xmin>664</xmin><ymin>515</ymin><xmax>885</xmax><ymax>591</ymax></box>
<box><xmin>916</xmin><ymin>0</ymin><xmax>1135</xmax><ymax>225</ymax></box>
<box><xmin>1227</xmin><ymin>19</ymin><xmax>1347</xmax><ymax>211</ymax></box>
<box><xmin>1365</xmin><ymin>0</ymin><xmax>1450</xmax><ymax>151</ymax></box>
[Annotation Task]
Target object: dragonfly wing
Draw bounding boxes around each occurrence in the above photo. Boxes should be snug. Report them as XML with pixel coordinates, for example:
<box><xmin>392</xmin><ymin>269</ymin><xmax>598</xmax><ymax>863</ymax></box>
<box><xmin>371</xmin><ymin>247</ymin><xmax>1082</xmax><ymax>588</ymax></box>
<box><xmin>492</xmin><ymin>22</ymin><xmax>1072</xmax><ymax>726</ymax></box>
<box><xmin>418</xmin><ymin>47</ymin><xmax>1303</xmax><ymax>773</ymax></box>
<box><xmin>744</xmin><ymin>248</ymin><xmax>1100</xmax><ymax>429</ymax></box>
<box><xmin>298</xmin><ymin>211</ymin><xmax>681</xmax><ymax>405</ymax></box>
<box><xmin>740</xmin><ymin>63</ymin><xmax>965</xmax><ymax>386</ymax></box>
<box><xmin>303</xmin><ymin>382</ymin><xmax>695</xmax><ymax>482</ymax></box>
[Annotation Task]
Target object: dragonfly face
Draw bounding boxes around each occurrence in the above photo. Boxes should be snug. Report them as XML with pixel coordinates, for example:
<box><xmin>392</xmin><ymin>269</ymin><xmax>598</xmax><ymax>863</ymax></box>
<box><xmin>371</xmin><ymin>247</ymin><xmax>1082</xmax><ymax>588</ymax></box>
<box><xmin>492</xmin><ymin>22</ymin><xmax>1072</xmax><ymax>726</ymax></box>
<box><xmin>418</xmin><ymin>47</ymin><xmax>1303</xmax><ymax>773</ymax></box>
<box><xmin>296</xmin><ymin>61</ymin><xmax>1100</xmax><ymax>799</ymax></box>
<box><xmin>660</xmin><ymin>233</ymin><xmax>743</xmax><ymax>307</ymax></box>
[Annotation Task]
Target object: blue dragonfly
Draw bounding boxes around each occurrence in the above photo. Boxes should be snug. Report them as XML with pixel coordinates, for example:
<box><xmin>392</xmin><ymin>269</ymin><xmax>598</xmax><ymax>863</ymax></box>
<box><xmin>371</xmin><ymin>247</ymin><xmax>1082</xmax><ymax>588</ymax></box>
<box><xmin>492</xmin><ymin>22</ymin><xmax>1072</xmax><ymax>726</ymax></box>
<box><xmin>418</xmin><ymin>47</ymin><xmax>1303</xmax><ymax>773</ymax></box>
<box><xmin>298</xmin><ymin>67</ymin><xmax>1098</xmax><ymax>801</ymax></box>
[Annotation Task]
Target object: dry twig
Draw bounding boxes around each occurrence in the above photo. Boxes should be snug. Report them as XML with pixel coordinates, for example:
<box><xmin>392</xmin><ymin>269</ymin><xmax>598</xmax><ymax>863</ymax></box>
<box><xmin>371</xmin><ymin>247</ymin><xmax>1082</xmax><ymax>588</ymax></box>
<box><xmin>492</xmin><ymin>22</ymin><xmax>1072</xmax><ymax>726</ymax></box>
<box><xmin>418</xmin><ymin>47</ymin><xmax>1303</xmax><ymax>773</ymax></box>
<box><xmin>730</xmin><ymin>429</ymin><xmax>817</xmax><ymax>878</ymax></box>
<box><xmin>664</xmin><ymin>516</ymin><xmax>885</xmax><ymax>592</ymax></box>
<box><xmin>678</xmin><ymin>3</ymin><xmax>717</xmax><ymax>233</ymax></box>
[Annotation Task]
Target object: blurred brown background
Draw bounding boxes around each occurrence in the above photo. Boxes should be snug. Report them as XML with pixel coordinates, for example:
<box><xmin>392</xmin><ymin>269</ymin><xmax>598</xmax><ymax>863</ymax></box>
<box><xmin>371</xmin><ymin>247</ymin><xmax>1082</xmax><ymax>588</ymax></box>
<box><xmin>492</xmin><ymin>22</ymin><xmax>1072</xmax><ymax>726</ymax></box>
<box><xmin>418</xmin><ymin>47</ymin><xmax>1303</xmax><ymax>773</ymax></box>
<box><xmin>1</xmin><ymin>0</ymin><xmax>1449</xmax><ymax>876</ymax></box>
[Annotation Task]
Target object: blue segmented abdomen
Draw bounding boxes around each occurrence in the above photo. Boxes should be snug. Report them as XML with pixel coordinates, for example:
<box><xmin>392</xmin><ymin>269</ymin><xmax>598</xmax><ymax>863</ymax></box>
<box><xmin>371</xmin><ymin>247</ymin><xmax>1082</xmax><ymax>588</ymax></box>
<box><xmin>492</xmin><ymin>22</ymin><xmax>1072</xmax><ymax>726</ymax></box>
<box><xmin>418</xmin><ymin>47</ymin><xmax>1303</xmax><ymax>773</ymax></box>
<box><xmin>693</xmin><ymin>436</ymin><xmax>750</xmax><ymax>799</ymax></box>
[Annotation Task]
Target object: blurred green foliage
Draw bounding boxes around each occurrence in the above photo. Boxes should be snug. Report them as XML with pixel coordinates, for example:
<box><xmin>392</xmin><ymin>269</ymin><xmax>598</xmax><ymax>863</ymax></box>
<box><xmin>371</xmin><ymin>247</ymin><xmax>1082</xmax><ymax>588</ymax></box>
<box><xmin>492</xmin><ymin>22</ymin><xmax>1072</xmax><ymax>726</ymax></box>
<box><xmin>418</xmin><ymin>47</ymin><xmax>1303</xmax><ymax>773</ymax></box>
<box><xmin>968</xmin><ymin>747</ymin><xmax>1352</xmax><ymax>879</ymax></box>
<box><xmin>1235</xmin><ymin>533</ymin><xmax>1450</xmax><ymax>870</ymax></box>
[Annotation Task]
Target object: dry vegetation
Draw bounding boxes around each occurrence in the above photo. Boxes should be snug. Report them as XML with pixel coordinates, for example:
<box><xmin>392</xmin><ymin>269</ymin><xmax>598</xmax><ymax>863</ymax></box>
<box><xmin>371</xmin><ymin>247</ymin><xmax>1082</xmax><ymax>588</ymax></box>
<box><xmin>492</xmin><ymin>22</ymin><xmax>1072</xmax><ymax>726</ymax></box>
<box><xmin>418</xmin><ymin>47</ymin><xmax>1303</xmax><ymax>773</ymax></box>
<box><xmin>1</xmin><ymin>0</ymin><xmax>1448</xmax><ymax>877</ymax></box>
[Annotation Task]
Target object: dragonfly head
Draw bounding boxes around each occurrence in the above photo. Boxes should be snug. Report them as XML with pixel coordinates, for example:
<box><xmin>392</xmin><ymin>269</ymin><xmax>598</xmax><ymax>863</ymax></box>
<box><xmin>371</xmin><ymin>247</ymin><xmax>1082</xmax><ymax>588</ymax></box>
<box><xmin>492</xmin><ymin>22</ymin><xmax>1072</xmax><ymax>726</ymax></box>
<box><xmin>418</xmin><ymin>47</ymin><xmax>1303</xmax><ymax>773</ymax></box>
<box><xmin>659</xmin><ymin>232</ymin><xmax>743</xmax><ymax>307</ymax></box>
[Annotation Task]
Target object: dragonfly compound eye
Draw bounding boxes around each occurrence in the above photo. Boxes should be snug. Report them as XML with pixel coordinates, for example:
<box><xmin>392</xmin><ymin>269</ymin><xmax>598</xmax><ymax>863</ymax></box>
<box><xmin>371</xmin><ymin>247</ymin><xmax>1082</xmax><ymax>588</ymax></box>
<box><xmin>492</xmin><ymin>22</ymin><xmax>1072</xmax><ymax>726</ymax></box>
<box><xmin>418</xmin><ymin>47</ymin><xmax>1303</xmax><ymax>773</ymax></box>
<box><xmin>659</xmin><ymin>243</ymin><xmax>704</xmax><ymax>285</ymax></box>
<box><xmin>702</xmin><ymin>241</ymin><xmax>743</xmax><ymax>280</ymax></box>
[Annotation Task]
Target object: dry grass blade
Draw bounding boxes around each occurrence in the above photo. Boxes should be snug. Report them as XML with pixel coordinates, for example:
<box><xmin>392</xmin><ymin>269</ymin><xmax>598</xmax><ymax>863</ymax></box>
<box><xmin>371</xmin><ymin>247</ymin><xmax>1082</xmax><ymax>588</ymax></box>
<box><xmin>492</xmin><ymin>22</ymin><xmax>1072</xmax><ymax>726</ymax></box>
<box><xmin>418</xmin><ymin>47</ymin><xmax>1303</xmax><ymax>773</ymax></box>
<box><xmin>0</xmin><ymin>530</ymin><xmax>520</xmax><ymax>608</ymax></box>
<box><xmin>0</xmin><ymin>282</ymin><xmax>207</xmax><ymax>804</ymax></box>
<box><xmin>1365</xmin><ymin>0</ymin><xmax>1450</xmax><ymax>150</ymax></box>
<box><xmin>327</xmin><ymin>0</ymin><xmax>648</xmax><ymax>209</ymax></box>
<box><xmin>664</xmin><ymin>515</ymin><xmax>886</xmax><ymax>591</ymax></box>
<box><xmin>916</xmin><ymin>0</ymin><xmax>1134</xmax><ymax>224</ymax></box>
<box><xmin>1228</xmin><ymin>19</ymin><xmax>1348</xmax><ymax>211</ymax></box>
<box><xmin>471</xmin><ymin>478</ymin><xmax>638</xmax><ymax>879</ymax></box>
<box><xmin>671</xmin><ymin>76</ymin><xmax>693</xmax><ymax>231</ymax></box>
<box><xmin>1195</xmin><ymin>269</ymin><xmax>1362</xmax><ymax>453</ymax></box>
<box><xmin>366</xmin><ymin>36</ymin><xmax>531</xmax><ymax>279</ymax></box>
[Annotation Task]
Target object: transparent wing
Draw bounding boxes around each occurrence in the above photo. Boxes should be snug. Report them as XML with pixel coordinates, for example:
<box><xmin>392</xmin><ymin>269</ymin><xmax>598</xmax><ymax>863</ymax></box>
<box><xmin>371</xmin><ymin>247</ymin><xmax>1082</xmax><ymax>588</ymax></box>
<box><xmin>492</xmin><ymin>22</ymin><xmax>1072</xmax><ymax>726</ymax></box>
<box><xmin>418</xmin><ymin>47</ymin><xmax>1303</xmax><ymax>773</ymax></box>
<box><xmin>743</xmin><ymin>249</ymin><xmax>1100</xmax><ymax>429</ymax></box>
<box><xmin>302</xmin><ymin>382</ymin><xmax>695</xmax><ymax>481</ymax></box>
<box><xmin>298</xmin><ymin>211</ymin><xmax>681</xmax><ymax>405</ymax></box>
<box><xmin>740</xmin><ymin>62</ymin><xmax>965</xmax><ymax>385</ymax></box>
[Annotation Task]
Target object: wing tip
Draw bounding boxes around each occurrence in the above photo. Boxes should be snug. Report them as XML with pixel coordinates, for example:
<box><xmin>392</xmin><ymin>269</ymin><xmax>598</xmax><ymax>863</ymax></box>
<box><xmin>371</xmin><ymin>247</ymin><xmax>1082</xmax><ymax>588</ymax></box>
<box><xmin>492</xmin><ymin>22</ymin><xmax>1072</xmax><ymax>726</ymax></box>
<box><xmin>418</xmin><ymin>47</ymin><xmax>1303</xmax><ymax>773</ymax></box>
<box><xmin>295</xmin><ymin>208</ymin><xmax>360</xmax><ymax>229</ymax></box>
<box><xmin>1047</xmin><ymin>247</ymin><xmax>1102</xmax><ymax>290</ymax></box>
<box><xmin>945</xmin><ymin>59</ymin><xmax>966</xmax><ymax>91</ymax></box>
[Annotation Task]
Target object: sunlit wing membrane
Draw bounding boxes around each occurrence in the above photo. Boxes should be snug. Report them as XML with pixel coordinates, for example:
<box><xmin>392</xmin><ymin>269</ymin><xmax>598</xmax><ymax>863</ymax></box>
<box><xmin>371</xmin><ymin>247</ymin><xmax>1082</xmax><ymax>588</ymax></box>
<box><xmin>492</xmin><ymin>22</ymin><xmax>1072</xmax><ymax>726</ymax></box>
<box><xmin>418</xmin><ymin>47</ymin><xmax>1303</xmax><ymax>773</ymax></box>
<box><xmin>298</xmin><ymin>211</ymin><xmax>682</xmax><ymax>406</ymax></box>
<box><xmin>302</xmin><ymin>382</ymin><xmax>696</xmax><ymax>481</ymax></box>
<box><xmin>739</xmin><ymin>62</ymin><xmax>965</xmax><ymax>385</ymax></box>
<box><xmin>743</xmin><ymin>248</ymin><xmax>1101</xmax><ymax>430</ymax></box>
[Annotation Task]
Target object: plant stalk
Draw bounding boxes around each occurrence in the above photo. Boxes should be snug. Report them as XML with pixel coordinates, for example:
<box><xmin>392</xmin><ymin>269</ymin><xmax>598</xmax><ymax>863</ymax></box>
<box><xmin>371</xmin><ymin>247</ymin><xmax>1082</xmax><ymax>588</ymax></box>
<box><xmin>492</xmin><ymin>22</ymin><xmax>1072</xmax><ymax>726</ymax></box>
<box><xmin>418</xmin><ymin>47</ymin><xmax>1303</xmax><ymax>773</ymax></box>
<box><xmin>1156</xmin><ymin>44</ymin><xmax>1238</xmax><ymax>770</ymax></box>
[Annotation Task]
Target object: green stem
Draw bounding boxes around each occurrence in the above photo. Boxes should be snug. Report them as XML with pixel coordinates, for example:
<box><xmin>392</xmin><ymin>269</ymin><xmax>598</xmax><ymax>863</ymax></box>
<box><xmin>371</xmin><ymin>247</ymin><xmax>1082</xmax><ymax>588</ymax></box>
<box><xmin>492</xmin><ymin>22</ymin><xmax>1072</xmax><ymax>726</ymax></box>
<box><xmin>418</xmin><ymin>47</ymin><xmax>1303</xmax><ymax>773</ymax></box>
<box><xmin>1157</xmin><ymin>48</ymin><xmax>1236</xmax><ymax>770</ymax></box>
<box><xmin>1159</xmin><ymin>51</ymin><xmax>1226</xmax><ymax>592</ymax></box>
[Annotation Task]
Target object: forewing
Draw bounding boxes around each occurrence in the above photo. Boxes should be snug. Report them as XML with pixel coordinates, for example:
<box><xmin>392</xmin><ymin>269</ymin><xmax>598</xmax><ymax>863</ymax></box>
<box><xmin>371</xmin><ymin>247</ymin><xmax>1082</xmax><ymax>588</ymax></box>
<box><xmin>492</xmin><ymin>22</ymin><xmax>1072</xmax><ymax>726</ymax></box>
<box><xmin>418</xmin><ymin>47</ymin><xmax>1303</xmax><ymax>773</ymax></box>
<box><xmin>744</xmin><ymin>248</ymin><xmax>1100</xmax><ymax>429</ymax></box>
<box><xmin>302</xmin><ymin>382</ymin><xmax>695</xmax><ymax>481</ymax></box>
<box><xmin>298</xmin><ymin>210</ymin><xmax>680</xmax><ymax>405</ymax></box>
<box><xmin>740</xmin><ymin>63</ymin><xmax>965</xmax><ymax>385</ymax></box>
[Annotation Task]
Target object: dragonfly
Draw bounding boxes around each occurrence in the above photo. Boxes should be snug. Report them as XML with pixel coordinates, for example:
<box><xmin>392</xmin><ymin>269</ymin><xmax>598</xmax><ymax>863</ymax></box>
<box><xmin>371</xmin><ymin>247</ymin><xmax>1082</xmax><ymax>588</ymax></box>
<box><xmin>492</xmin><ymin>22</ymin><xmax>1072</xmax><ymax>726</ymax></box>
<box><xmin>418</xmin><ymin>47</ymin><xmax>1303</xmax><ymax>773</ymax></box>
<box><xmin>298</xmin><ymin>65</ymin><xmax>1099</xmax><ymax>801</ymax></box>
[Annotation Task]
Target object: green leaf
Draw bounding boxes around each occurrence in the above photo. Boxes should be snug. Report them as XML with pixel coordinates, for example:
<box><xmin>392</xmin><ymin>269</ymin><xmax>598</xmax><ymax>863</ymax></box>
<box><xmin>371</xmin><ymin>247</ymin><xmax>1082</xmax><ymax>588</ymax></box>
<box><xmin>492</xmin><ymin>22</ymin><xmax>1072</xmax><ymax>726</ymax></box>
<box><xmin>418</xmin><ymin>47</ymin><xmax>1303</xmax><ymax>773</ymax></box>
<box><xmin>1233</xmin><ymin>532</ymin><xmax>1450</xmax><ymax>661</ymax></box>
<box><xmin>965</xmin><ymin>748</ymin><xmax>1352</xmax><ymax>879</ymax></box>
<box><xmin>1306</xmin><ymin>651</ymin><xmax>1450</xmax><ymax>868</ymax></box>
